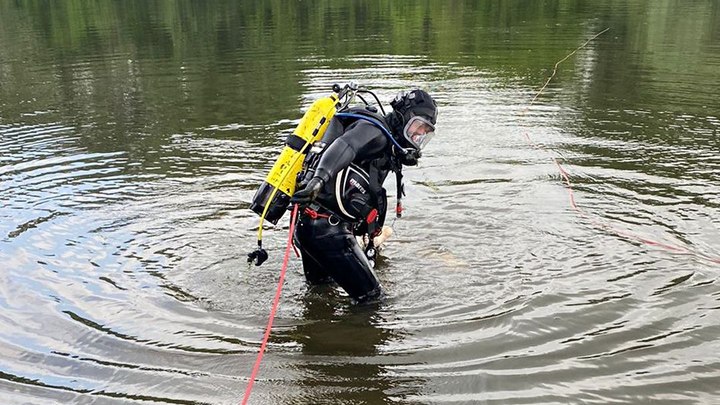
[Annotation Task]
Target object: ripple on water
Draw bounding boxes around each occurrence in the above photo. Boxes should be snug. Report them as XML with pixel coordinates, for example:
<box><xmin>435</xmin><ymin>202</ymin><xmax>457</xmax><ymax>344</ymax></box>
<box><xmin>3</xmin><ymin>14</ymin><xmax>720</xmax><ymax>402</ymax></box>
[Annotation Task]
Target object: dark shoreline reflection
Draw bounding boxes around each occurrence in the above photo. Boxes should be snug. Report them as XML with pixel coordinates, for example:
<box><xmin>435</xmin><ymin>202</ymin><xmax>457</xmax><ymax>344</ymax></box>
<box><xmin>274</xmin><ymin>288</ymin><xmax>421</xmax><ymax>405</ymax></box>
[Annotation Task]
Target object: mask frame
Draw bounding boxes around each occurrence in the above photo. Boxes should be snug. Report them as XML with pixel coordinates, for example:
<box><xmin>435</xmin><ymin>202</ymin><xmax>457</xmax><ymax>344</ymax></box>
<box><xmin>402</xmin><ymin>115</ymin><xmax>435</xmax><ymax>150</ymax></box>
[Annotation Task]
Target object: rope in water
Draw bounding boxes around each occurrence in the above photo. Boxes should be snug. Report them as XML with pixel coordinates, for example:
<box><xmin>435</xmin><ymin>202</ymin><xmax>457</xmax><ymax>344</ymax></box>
<box><xmin>241</xmin><ymin>204</ymin><xmax>300</xmax><ymax>405</ymax></box>
<box><xmin>521</xmin><ymin>27</ymin><xmax>720</xmax><ymax>265</ymax></box>
<box><xmin>240</xmin><ymin>30</ymin><xmax>718</xmax><ymax>403</ymax></box>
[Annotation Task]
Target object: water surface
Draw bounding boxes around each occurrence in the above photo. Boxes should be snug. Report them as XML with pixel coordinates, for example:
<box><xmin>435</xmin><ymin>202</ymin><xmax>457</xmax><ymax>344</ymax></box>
<box><xmin>1</xmin><ymin>1</ymin><xmax>719</xmax><ymax>404</ymax></box>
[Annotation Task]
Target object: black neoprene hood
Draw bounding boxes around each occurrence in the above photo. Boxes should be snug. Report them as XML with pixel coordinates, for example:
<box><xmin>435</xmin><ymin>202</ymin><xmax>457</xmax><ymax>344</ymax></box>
<box><xmin>390</xmin><ymin>89</ymin><xmax>438</xmax><ymax>125</ymax></box>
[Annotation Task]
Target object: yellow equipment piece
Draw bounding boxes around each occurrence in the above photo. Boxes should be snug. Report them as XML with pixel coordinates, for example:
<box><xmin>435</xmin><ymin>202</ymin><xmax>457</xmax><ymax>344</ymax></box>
<box><xmin>250</xmin><ymin>94</ymin><xmax>339</xmax><ymax>227</ymax></box>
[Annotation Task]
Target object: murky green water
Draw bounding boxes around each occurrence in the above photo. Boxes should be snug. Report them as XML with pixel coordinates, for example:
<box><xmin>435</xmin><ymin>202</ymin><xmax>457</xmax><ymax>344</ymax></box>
<box><xmin>2</xmin><ymin>1</ymin><xmax>719</xmax><ymax>404</ymax></box>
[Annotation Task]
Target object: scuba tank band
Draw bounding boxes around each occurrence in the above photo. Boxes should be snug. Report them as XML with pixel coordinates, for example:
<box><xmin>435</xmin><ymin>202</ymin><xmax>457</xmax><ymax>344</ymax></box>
<box><xmin>286</xmin><ymin>134</ymin><xmax>317</xmax><ymax>153</ymax></box>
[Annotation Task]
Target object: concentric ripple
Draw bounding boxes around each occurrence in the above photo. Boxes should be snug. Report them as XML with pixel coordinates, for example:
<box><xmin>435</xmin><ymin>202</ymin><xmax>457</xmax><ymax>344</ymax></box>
<box><xmin>2</xmin><ymin>1</ymin><xmax>720</xmax><ymax>404</ymax></box>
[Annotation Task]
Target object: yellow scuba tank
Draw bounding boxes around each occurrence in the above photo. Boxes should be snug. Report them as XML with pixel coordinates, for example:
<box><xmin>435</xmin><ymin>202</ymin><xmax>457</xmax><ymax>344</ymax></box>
<box><xmin>250</xmin><ymin>94</ymin><xmax>340</xmax><ymax>224</ymax></box>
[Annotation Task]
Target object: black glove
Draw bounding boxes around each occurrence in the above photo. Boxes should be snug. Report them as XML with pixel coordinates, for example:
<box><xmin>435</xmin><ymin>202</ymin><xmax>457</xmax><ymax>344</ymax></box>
<box><xmin>290</xmin><ymin>177</ymin><xmax>324</xmax><ymax>204</ymax></box>
<box><xmin>399</xmin><ymin>149</ymin><xmax>422</xmax><ymax>166</ymax></box>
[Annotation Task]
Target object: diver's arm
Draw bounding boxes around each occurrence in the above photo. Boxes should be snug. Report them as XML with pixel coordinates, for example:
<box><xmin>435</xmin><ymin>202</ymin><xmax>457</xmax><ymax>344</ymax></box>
<box><xmin>313</xmin><ymin>122</ymin><xmax>388</xmax><ymax>184</ymax></box>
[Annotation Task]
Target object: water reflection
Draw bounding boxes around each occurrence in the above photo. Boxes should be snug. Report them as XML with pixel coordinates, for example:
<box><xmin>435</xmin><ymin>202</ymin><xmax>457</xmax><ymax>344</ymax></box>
<box><xmin>273</xmin><ymin>290</ymin><xmax>420</xmax><ymax>404</ymax></box>
<box><xmin>2</xmin><ymin>0</ymin><xmax>720</xmax><ymax>403</ymax></box>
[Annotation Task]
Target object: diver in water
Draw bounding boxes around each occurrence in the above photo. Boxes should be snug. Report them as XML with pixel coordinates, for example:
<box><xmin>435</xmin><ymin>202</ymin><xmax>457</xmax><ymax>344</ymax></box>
<box><xmin>289</xmin><ymin>89</ymin><xmax>438</xmax><ymax>303</ymax></box>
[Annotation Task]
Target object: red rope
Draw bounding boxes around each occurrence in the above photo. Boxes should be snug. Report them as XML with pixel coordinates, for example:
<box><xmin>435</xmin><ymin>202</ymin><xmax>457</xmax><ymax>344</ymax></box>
<box><xmin>241</xmin><ymin>204</ymin><xmax>300</xmax><ymax>405</ymax></box>
<box><xmin>522</xmin><ymin>29</ymin><xmax>720</xmax><ymax>265</ymax></box>
<box><xmin>525</xmin><ymin>130</ymin><xmax>720</xmax><ymax>264</ymax></box>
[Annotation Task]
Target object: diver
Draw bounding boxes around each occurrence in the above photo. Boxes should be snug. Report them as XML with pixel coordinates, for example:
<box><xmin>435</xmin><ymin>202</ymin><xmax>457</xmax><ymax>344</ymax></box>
<box><xmin>289</xmin><ymin>89</ymin><xmax>438</xmax><ymax>303</ymax></box>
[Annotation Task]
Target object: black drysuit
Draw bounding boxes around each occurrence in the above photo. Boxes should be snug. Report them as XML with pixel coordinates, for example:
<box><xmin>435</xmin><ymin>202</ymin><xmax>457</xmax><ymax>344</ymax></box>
<box><xmin>293</xmin><ymin>118</ymin><xmax>394</xmax><ymax>302</ymax></box>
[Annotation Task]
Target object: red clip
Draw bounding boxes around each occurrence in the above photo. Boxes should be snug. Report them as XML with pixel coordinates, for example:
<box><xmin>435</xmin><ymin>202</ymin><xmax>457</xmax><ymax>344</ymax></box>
<box><xmin>366</xmin><ymin>208</ymin><xmax>378</xmax><ymax>224</ymax></box>
<box><xmin>304</xmin><ymin>207</ymin><xmax>330</xmax><ymax>219</ymax></box>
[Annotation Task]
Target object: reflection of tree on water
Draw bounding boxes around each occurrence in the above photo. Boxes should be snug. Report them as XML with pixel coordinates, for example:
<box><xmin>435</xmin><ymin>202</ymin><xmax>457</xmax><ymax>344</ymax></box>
<box><xmin>273</xmin><ymin>287</ymin><xmax>421</xmax><ymax>404</ymax></box>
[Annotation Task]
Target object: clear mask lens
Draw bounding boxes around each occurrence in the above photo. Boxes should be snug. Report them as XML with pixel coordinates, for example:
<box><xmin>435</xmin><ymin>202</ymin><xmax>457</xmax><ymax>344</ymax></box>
<box><xmin>403</xmin><ymin>116</ymin><xmax>435</xmax><ymax>150</ymax></box>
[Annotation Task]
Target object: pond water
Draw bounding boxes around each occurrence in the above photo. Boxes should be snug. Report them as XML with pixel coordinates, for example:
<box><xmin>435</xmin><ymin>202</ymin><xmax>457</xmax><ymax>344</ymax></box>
<box><xmin>1</xmin><ymin>1</ymin><xmax>719</xmax><ymax>404</ymax></box>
